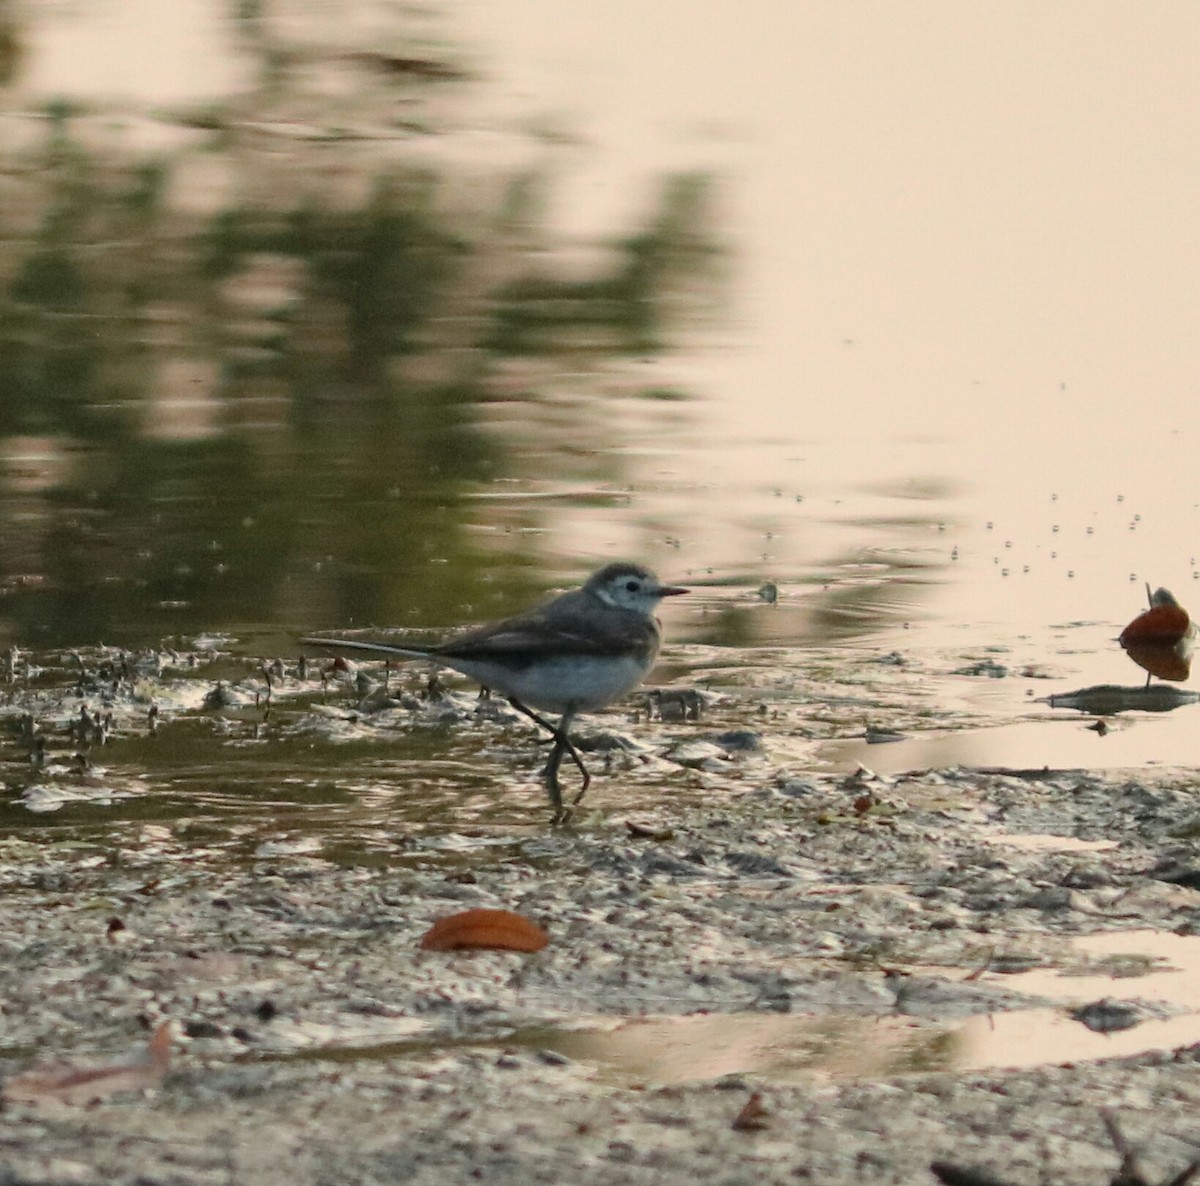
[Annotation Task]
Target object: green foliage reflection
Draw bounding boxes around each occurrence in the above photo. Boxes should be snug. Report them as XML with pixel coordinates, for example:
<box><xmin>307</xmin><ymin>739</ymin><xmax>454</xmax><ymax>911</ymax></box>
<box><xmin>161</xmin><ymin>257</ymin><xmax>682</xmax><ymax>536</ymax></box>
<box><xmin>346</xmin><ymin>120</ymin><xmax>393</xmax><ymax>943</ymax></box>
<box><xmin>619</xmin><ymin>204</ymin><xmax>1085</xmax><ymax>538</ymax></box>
<box><xmin>0</xmin><ymin>17</ymin><xmax>724</xmax><ymax>646</ymax></box>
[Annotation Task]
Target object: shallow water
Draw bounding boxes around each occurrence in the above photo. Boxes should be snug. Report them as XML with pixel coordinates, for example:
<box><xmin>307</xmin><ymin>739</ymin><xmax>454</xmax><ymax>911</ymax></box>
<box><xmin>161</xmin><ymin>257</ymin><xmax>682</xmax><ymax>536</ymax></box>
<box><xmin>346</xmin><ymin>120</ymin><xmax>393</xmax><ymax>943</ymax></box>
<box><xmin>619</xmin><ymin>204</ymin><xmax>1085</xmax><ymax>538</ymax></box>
<box><xmin>3</xmin><ymin>2</ymin><xmax>1197</xmax><ymax>833</ymax></box>
<box><xmin>228</xmin><ymin>929</ymin><xmax>1200</xmax><ymax>1086</ymax></box>
<box><xmin>2</xmin><ymin>4</ymin><xmax>1195</xmax><ymax>673</ymax></box>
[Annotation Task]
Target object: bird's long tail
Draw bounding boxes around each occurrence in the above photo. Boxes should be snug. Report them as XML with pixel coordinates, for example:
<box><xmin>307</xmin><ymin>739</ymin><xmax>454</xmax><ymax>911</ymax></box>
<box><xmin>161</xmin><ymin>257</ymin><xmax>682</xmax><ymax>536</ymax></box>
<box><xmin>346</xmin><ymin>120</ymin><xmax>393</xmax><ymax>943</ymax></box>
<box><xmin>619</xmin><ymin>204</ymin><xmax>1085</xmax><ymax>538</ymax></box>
<box><xmin>300</xmin><ymin>636</ymin><xmax>432</xmax><ymax>661</ymax></box>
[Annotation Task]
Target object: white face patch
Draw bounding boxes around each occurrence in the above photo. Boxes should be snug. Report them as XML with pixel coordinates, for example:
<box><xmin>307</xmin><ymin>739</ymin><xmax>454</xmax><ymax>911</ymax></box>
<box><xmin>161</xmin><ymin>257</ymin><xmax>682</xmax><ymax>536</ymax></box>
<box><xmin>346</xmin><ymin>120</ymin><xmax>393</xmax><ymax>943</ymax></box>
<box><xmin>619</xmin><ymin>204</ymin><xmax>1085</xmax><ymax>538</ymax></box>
<box><xmin>596</xmin><ymin>573</ymin><xmax>659</xmax><ymax>612</ymax></box>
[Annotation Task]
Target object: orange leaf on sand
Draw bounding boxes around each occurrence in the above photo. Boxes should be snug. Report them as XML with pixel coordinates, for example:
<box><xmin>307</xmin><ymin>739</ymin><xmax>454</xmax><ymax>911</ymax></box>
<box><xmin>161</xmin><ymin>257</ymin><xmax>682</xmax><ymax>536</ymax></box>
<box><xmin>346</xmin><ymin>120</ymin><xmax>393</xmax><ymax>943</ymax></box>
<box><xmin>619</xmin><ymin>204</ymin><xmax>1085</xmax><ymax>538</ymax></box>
<box><xmin>3</xmin><ymin>1022</ymin><xmax>172</xmax><ymax>1107</ymax></box>
<box><xmin>418</xmin><ymin>908</ymin><xmax>549</xmax><ymax>953</ymax></box>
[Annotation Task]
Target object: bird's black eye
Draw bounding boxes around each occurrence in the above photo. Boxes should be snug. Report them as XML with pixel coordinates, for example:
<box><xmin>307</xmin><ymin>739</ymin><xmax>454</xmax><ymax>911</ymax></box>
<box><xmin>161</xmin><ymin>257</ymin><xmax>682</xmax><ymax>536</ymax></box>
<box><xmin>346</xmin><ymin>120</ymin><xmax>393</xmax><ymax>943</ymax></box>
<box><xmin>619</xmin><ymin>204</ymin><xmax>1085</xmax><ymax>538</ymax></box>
<box><xmin>625</xmin><ymin>579</ymin><xmax>640</xmax><ymax>592</ymax></box>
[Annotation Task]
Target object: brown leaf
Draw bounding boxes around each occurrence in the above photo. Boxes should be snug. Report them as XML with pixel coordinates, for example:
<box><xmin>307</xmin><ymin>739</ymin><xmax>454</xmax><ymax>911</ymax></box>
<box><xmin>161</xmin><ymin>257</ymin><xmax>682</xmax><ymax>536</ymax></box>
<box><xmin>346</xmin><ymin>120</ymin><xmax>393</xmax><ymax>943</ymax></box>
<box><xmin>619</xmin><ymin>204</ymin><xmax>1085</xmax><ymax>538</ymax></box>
<box><xmin>418</xmin><ymin>908</ymin><xmax>549</xmax><ymax>953</ymax></box>
<box><xmin>731</xmin><ymin>1090</ymin><xmax>770</xmax><ymax>1132</ymax></box>
<box><xmin>3</xmin><ymin>1023</ymin><xmax>171</xmax><ymax>1107</ymax></box>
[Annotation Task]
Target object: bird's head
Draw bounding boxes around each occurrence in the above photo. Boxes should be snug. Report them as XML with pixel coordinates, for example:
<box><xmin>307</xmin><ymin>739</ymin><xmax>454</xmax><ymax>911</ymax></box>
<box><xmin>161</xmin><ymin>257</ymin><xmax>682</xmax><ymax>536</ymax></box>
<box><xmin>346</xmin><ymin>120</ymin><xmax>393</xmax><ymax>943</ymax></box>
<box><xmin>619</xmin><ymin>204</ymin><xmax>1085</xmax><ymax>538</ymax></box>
<box><xmin>586</xmin><ymin>563</ymin><xmax>689</xmax><ymax>613</ymax></box>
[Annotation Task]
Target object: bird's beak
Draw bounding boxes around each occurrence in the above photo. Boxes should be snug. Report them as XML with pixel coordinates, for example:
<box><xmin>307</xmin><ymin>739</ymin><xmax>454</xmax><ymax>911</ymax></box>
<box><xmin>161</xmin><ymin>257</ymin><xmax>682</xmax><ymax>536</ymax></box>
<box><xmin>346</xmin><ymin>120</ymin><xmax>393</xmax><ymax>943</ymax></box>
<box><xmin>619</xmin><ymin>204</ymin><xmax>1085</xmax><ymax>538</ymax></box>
<box><xmin>658</xmin><ymin>584</ymin><xmax>690</xmax><ymax>597</ymax></box>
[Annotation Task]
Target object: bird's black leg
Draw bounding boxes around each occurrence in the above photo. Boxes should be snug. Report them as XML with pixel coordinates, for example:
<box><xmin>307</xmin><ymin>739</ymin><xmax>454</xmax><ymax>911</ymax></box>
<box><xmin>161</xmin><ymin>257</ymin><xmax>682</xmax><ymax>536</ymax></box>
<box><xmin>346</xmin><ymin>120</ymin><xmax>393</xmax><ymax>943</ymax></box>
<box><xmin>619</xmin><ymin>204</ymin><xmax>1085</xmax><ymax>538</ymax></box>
<box><xmin>543</xmin><ymin>729</ymin><xmax>570</xmax><ymax>823</ymax></box>
<box><xmin>507</xmin><ymin>700</ymin><xmax>589</xmax><ymax>823</ymax></box>
<box><xmin>559</xmin><ymin>713</ymin><xmax>595</xmax><ymax>809</ymax></box>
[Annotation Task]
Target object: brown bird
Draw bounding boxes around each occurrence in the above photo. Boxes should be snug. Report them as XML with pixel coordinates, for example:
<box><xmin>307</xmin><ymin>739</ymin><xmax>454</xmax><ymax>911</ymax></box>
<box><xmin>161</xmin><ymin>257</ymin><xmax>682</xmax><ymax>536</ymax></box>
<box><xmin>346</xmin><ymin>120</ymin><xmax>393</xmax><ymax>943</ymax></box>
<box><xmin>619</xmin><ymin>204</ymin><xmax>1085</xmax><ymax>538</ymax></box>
<box><xmin>1119</xmin><ymin>584</ymin><xmax>1196</xmax><ymax>683</ymax></box>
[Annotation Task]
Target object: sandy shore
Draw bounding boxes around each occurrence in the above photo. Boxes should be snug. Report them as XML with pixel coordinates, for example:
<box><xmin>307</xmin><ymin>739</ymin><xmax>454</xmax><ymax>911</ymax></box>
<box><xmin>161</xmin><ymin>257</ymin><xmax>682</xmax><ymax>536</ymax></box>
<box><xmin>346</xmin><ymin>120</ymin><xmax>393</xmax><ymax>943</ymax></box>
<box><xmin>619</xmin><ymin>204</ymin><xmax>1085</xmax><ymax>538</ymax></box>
<box><xmin>3</xmin><ymin>728</ymin><xmax>1200</xmax><ymax>1184</ymax></box>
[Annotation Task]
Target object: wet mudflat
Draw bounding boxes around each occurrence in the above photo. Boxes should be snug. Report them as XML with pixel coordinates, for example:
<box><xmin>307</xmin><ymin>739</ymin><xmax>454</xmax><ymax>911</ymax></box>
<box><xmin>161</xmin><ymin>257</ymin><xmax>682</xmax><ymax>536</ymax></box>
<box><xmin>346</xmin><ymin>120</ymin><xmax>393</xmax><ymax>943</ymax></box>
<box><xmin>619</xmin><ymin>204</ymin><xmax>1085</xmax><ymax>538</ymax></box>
<box><xmin>6</xmin><ymin>2</ymin><xmax>1200</xmax><ymax>1182</ymax></box>
<box><xmin>3</xmin><ymin>638</ymin><xmax>1200</xmax><ymax>1184</ymax></box>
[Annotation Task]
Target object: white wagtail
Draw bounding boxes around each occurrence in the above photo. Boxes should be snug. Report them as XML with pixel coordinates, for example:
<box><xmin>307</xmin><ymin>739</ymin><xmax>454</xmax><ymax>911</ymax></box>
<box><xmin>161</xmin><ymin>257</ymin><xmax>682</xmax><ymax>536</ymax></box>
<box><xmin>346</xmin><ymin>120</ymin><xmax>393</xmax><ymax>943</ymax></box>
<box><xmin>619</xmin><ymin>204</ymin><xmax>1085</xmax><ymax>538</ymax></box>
<box><xmin>302</xmin><ymin>562</ymin><xmax>689</xmax><ymax>822</ymax></box>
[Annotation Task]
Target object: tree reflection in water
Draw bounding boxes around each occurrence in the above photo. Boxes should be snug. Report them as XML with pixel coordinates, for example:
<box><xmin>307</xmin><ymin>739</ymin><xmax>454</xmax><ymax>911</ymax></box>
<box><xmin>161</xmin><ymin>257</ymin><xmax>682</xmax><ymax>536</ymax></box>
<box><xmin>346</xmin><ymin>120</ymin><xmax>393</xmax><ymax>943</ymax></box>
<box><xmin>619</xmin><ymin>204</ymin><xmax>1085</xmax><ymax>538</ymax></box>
<box><xmin>0</xmin><ymin>8</ymin><xmax>725</xmax><ymax>647</ymax></box>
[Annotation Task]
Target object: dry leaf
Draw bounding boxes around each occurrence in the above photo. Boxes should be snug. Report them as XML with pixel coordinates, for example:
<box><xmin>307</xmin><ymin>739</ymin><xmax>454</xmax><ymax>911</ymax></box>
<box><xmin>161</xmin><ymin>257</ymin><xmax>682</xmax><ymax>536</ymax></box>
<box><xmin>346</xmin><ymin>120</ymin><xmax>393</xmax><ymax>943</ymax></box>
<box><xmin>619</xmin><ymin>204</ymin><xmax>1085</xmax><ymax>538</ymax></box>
<box><xmin>625</xmin><ymin>820</ymin><xmax>674</xmax><ymax>841</ymax></box>
<box><xmin>963</xmin><ymin>947</ymin><xmax>994</xmax><ymax>982</ymax></box>
<box><xmin>731</xmin><ymin>1090</ymin><xmax>770</xmax><ymax>1132</ymax></box>
<box><xmin>3</xmin><ymin>1022</ymin><xmax>171</xmax><ymax>1107</ymax></box>
<box><xmin>418</xmin><ymin>908</ymin><xmax>549</xmax><ymax>953</ymax></box>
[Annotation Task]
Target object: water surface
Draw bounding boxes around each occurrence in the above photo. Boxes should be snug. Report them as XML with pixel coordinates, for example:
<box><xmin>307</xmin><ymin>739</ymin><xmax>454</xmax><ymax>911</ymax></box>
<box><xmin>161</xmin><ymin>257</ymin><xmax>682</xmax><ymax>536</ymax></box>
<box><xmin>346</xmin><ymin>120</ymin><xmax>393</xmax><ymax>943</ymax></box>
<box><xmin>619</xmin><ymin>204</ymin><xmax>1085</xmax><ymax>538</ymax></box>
<box><xmin>1</xmin><ymin>1</ymin><xmax>1198</xmax><ymax>831</ymax></box>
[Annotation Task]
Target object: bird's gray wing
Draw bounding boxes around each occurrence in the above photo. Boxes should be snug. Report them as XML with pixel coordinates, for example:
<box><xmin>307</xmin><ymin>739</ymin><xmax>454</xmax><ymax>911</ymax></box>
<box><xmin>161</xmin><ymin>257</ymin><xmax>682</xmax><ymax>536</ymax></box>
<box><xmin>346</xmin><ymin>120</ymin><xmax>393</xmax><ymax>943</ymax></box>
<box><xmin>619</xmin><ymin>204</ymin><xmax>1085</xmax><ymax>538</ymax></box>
<box><xmin>302</xmin><ymin>590</ymin><xmax>659</xmax><ymax>662</ymax></box>
<box><xmin>439</xmin><ymin>610</ymin><xmax>655</xmax><ymax>660</ymax></box>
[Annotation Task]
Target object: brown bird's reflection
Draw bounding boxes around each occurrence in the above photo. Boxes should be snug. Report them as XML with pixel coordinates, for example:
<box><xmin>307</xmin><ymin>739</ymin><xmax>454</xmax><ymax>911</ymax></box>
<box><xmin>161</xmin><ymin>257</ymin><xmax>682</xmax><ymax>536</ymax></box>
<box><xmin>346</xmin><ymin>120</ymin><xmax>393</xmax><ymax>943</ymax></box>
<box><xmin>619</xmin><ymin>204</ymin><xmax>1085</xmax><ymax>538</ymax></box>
<box><xmin>1120</xmin><ymin>638</ymin><xmax>1193</xmax><ymax>682</ymax></box>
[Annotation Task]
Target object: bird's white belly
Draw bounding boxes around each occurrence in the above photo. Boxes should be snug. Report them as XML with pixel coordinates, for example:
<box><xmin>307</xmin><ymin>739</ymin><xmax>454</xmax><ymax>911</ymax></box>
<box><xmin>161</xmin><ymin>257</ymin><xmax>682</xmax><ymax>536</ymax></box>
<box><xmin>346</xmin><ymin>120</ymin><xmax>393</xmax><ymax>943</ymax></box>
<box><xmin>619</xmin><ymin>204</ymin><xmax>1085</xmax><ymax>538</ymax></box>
<box><xmin>445</xmin><ymin>654</ymin><xmax>652</xmax><ymax>714</ymax></box>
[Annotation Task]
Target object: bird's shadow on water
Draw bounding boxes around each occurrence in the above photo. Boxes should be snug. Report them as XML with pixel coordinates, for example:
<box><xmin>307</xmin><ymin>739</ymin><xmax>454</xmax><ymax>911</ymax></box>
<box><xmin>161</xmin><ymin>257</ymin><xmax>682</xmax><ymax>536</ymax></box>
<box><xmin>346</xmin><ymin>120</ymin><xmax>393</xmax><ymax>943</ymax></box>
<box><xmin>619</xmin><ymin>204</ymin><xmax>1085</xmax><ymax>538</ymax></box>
<box><xmin>1044</xmin><ymin>683</ymin><xmax>1200</xmax><ymax>714</ymax></box>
